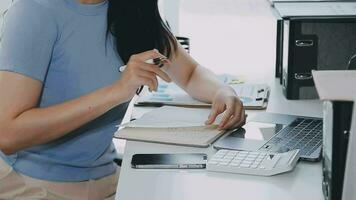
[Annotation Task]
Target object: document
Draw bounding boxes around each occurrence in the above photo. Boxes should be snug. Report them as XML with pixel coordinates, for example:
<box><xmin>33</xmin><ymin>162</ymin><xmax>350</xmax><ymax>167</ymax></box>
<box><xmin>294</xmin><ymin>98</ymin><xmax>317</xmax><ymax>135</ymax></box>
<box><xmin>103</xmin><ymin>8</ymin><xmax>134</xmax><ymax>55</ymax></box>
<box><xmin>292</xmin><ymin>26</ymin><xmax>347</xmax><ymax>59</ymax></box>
<box><xmin>136</xmin><ymin>74</ymin><xmax>269</xmax><ymax>109</ymax></box>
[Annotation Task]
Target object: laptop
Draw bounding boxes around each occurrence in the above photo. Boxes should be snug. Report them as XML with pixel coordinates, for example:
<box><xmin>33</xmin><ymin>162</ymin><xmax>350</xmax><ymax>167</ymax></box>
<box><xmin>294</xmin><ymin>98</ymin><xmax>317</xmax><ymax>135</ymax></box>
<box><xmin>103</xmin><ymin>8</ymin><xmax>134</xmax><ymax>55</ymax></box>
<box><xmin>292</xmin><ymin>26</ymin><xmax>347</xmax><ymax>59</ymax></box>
<box><xmin>214</xmin><ymin>113</ymin><xmax>322</xmax><ymax>161</ymax></box>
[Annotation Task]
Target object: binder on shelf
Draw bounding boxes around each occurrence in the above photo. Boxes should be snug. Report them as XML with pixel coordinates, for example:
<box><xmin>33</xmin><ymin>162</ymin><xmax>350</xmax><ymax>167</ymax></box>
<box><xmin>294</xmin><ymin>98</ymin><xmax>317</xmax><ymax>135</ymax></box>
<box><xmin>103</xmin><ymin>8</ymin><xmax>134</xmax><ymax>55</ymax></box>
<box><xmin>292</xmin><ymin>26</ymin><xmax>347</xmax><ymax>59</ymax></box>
<box><xmin>274</xmin><ymin>2</ymin><xmax>356</xmax><ymax>99</ymax></box>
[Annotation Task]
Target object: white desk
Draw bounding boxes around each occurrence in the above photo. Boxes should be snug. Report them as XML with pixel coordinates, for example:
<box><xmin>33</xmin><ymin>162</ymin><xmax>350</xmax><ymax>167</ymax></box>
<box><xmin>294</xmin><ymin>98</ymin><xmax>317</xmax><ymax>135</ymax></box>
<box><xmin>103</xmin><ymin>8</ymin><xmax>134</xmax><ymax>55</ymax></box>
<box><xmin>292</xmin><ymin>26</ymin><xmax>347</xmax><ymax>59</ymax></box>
<box><xmin>115</xmin><ymin>78</ymin><xmax>324</xmax><ymax>200</ymax></box>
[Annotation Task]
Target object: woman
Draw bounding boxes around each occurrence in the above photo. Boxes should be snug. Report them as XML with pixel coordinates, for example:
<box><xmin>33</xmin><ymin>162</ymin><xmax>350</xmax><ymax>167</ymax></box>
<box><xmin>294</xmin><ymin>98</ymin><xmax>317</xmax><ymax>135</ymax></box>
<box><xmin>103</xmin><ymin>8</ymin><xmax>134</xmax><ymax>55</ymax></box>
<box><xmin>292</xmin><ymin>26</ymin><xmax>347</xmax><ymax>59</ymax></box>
<box><xmin>0</xmin><ymin>0</ymin><xmax>245</xmax><ymax>199</ymax></box>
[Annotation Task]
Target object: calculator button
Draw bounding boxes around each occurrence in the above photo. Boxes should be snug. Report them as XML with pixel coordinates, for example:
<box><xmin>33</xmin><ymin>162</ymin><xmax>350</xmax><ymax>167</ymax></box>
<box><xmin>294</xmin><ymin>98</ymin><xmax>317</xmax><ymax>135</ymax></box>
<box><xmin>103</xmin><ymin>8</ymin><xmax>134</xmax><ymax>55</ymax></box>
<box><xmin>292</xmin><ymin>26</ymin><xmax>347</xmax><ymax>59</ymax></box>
<box><xmin>227</xmin><ymin>152</ymin><xmax>237</xmax><ymax>156</ymax></box>
<box><xmin>240</xmin><ymin>163</ymin><xmax>250</xmax><ymax>168</ymax></box>
<box><xmin>233</xmin><ymin>160</ymin><xmax>243</xmax><ymax>164</ymax></box>
<box><xmin>245</xmin><ymin>157</ymin><xmax>255</xmax><ymax>162</ymax></box>
<box><xmin>233</xmin><ymin>159</ymin><xmax>243</xmax><ymax>164</ymax></box>
<box><xmin>247</xmin><ymin>155</ymin><xmax>257</xmax><ymax>159</ymax></box>
<box><xmin>236</xmin><ymin>155</ymin><xmax>246</xmax><ymax>159</ymax></box>
<box><xmin>242</xmin><ymin>160</ymin><xmax>253</xmax><ymax>165</ymax></box>
<box><xmin>238</xmin><ymin>152</ymin><xmax>248</xmax><ymax>156</ymax></box>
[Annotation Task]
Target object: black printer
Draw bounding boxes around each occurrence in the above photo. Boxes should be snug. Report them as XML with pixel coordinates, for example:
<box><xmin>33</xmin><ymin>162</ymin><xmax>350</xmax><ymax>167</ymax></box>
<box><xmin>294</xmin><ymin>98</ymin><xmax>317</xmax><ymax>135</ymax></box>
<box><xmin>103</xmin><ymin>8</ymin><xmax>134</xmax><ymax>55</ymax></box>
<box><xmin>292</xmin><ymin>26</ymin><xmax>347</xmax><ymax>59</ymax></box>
<box><xmin>322</xmin><ymin>101</ymin><xmax>353</xmax><ymax>200</ymax></box>
<box><xmin>312</xmin><ymin>69</ymin><xmax>356</xmax><ymax>200</ymax></box>
<box><xmin>273</xmin><ymin>2</ymin><xmax>356</xmax><ymax>99</ymax></box>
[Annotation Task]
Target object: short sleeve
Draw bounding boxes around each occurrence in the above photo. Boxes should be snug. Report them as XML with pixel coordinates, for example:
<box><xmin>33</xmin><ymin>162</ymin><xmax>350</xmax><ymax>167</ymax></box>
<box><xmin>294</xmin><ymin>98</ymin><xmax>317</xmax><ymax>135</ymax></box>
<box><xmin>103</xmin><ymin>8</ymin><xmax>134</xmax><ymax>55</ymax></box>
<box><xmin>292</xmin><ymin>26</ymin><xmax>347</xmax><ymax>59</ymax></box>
<box><xmin>0</xmin><ymin>0</ymin><xmax>57</xmax><ymax>82</ymax></box>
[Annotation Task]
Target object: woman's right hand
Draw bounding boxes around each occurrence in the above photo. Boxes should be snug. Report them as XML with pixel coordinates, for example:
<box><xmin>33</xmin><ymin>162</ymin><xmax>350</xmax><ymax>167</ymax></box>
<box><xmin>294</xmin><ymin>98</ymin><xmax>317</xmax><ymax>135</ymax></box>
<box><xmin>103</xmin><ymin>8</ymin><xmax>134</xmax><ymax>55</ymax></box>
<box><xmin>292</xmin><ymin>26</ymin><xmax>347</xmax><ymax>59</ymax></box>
<box><xmin>114</xmin><ymin>49</ymin><xmax>172</xmax><ymax>101</ymax></box>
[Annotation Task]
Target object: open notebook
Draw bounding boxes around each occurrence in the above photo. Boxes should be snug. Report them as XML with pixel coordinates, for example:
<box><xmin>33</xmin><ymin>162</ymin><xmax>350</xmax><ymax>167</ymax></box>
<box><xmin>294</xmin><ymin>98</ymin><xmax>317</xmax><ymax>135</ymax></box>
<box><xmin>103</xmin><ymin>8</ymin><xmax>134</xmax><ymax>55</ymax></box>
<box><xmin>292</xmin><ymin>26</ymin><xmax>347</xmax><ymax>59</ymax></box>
<box><xmin>116</xmin><ymin>106</ymin><xmax>226</xmax><ymax>147</ymax></box>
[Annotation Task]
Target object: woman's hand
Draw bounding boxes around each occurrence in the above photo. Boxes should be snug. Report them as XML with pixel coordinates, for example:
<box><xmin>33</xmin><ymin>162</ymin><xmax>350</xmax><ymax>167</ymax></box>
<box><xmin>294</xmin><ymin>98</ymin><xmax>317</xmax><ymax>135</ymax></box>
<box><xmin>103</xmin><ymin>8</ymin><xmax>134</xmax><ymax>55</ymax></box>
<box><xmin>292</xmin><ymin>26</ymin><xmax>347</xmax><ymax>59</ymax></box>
<box><xmin>114</xmin><ymin>49</ymin><xmax>172</xmax><ymax>101</ymax></box>
<box><xmin>205</xmin><ymin>86</ymin><xmax>246</xmax><ymax>130</ymax></box>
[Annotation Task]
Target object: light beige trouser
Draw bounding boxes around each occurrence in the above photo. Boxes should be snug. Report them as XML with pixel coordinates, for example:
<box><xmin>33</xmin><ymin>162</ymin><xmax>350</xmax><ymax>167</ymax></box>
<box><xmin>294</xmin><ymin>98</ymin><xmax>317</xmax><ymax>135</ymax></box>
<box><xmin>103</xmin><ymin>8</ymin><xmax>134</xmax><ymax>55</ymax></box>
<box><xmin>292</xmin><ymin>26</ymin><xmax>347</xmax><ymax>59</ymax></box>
<box><xmin>0</xmin><ymin>158</ymin><xmax>120</xmax><ymax>200</ymax></box>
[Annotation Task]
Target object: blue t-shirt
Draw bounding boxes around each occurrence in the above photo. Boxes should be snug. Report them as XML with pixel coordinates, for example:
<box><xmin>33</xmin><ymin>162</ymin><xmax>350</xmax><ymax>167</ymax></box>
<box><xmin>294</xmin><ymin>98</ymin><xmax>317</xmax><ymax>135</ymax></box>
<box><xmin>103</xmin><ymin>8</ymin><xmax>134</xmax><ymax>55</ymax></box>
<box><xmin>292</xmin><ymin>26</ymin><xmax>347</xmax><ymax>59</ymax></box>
<box><xmin>0</xmin><ymin>0</ymin><xmax>128</xmax><ymax>181</ymax></box>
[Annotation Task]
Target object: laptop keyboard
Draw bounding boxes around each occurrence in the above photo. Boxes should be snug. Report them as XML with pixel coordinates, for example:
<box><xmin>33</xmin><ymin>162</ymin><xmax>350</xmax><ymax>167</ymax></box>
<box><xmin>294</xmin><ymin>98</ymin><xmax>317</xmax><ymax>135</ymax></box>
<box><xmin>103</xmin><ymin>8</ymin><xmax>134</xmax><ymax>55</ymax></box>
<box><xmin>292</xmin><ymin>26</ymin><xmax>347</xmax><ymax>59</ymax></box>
<box><xmin>260</xmin><ymin>118</ymin><xmax>323</xmax><ymax>160</ymax></box>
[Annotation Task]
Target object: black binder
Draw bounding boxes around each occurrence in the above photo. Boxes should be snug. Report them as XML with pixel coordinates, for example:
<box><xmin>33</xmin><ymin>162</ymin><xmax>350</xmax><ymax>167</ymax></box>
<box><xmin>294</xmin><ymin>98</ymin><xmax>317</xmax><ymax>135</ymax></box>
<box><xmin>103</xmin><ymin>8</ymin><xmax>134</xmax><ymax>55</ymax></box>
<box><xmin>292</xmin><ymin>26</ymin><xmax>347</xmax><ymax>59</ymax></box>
<box><xmin>274</xmin><ymin>2</ymin><xmax>356</xmax><ymax>99</ymax></box>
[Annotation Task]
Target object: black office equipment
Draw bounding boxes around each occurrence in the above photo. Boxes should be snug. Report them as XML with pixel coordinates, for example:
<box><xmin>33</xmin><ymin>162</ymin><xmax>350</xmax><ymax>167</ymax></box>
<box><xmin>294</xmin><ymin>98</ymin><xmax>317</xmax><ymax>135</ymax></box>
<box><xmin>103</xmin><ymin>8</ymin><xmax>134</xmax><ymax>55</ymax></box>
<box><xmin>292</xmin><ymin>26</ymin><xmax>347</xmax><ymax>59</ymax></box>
<box><xmin>322</xmin><ymin>101</ymin><xmax>354</xmax><ymax>200</ymax></box>
<box><xmin>273</xmin><ymin>2</ymin><xmax>356</xmax><ymax>99</ymax></box>
<box><xmin>176</xmin><ymin>36</ymin><xmax>190</xmax><ymax>54</ymax></box>
<box><xmin>131</xmin><ymin>153</ymin><xmax>207</xmax><ymax>169</ymax></box>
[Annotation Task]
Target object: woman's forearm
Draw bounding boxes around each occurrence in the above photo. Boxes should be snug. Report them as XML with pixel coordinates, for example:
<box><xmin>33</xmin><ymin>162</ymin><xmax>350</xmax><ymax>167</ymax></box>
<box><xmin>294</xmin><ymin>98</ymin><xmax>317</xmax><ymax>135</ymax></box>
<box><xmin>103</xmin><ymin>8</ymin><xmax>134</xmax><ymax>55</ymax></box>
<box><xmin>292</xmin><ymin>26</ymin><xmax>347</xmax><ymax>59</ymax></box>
<box><xmin>185</xmin><ymin>65</ymin><xmax>233</xmax><ymax>103</ymax></box>
<box><xmin>1</xmin><ymin>84</ymin><xmax>127</xmax><ymax>155</ymax></box>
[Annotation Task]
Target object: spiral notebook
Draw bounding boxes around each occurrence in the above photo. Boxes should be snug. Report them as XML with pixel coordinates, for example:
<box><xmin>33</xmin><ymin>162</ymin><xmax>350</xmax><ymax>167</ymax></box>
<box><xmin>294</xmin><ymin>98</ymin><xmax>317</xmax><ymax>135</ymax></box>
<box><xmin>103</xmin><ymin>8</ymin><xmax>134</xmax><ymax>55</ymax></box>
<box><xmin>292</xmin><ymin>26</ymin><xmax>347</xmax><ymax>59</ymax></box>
<box><xmin>116</xmin><ymin>106</ymin><xmax>226</xmax><ymax>147</ymax></box>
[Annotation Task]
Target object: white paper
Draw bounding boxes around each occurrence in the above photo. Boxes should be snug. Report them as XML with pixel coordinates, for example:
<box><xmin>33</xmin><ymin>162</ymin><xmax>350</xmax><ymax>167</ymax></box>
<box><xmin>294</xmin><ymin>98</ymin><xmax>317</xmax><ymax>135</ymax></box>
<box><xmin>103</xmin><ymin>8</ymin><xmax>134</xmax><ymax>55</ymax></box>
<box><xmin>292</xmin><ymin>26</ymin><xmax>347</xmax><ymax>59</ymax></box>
<box><xmin>126</xmin><ymin>106</ymin><xmax>223</xmax><ymax>128</ymax></box>
<box><xmin>312</xmin><ymin>70</ymin><xmax>356</xmax><ymax>101</ymax></box>
<box><xmin>275</xmin><ymin>2</ymin><xmax>356</xmax><ymax>17</ymax></box>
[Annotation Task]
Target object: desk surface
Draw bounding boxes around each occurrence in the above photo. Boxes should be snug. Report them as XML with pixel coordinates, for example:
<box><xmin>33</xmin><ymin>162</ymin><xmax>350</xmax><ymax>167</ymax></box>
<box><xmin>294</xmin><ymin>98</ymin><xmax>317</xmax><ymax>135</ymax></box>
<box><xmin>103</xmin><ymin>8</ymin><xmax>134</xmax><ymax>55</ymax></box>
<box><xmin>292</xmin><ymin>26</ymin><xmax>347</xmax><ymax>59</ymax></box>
<box><xmin>115</xmin><ymin>78</ymin><xmax>324</xmax><ymax>200</ymax></box>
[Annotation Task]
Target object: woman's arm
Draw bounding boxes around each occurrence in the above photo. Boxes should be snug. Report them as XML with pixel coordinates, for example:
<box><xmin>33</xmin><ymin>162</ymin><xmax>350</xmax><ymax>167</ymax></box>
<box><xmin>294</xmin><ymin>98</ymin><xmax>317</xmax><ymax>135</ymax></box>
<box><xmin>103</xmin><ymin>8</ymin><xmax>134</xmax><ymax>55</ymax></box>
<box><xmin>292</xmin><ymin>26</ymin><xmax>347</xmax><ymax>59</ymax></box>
<box><xmin>0</xmin><ymin>71</ymin><xmax>123</xmax><ymax>155</ymax></box>
<box><xmin>0</xmin><ymin>50</ymin><xmax>170</xmax><ymax>155</ymax></box>
<box><xmin>165</xmin><ymin>44</ymin><xmax>245</xmax><ymax>130</ymax></box>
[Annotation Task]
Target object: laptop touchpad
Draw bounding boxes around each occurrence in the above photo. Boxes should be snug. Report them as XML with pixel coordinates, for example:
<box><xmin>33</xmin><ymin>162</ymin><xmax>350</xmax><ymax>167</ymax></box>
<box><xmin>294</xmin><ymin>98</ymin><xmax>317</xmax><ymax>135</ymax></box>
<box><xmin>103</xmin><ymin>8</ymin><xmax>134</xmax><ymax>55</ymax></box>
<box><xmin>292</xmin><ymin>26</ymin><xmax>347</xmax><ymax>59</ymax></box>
<box><xmin>215</xmin><ymin>122</ymin><xmax>286</xmax><ymax>151</ymax></box>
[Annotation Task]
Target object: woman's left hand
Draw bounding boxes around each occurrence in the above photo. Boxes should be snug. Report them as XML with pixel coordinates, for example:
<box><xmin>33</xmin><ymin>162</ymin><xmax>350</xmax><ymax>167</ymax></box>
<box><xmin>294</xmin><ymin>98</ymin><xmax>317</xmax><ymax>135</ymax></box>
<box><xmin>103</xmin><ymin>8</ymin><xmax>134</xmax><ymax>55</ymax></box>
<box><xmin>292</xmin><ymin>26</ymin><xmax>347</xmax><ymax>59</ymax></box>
<box><xmin>205</xmin><ymin>86</ymin><xmax>246</xmax><ymax>130</ymax></box>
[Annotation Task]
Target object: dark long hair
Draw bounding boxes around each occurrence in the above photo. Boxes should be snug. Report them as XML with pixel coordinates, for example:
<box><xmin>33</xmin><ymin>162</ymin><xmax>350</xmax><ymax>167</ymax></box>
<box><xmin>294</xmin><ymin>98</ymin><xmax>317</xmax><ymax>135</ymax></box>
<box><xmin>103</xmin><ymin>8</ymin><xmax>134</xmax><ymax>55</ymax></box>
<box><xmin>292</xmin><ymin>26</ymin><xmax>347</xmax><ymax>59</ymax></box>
<box><xmin>107</xmin><ymin>0</ymin><xmax>177</xmax><ymax>64</ymax></box>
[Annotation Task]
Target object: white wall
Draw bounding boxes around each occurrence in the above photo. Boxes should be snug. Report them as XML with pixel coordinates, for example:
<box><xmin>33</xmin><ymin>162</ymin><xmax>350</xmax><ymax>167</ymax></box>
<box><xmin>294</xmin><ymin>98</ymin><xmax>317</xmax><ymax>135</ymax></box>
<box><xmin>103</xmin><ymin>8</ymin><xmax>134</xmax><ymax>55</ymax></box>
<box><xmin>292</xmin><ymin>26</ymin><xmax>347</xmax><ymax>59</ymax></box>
<box><xmin>179</xmin><ymin>0</ymin><xmax>276</xmax><ymax>81</ymax></box>
<box><xmin>159</xmin><ymin>0</ymin><xmax>181</xmax><ymax>35</ymax></box>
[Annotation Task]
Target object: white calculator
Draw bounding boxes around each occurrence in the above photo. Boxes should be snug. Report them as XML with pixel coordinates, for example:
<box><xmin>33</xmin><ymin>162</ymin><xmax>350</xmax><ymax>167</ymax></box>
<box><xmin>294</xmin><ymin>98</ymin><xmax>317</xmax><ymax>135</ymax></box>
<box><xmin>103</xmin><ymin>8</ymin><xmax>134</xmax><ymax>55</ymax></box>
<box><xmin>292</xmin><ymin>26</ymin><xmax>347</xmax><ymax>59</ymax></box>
<box><xmin>207</xmin><ymin>149</ymin><xmax>300</xmax><ymax>176</ymax></box>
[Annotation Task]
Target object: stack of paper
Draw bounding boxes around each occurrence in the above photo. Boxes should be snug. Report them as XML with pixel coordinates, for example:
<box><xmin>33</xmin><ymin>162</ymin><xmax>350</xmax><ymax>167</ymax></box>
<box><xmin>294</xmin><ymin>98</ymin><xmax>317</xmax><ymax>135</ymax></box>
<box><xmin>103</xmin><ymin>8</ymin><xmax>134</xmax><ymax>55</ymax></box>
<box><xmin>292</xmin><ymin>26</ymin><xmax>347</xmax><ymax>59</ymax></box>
<box><xmin>117</xmin><ymin>106</ymin><xmax>225</xmax><ymax>147</ymax></box>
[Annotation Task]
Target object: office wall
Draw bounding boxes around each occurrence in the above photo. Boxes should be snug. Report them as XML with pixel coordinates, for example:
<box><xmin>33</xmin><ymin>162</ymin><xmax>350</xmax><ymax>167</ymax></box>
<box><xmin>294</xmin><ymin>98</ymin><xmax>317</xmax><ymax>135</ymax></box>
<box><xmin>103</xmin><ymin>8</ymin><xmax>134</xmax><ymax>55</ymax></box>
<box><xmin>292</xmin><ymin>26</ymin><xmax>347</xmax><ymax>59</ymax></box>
<box><xmin>161</xmin><ymin>0</ymin><xmax>181</xmax><ymax>35</ymax></box>
<box><xmin>179</xmin><ymin>0</ymin><xmax>276</xmax><ymax>81</ymax></box>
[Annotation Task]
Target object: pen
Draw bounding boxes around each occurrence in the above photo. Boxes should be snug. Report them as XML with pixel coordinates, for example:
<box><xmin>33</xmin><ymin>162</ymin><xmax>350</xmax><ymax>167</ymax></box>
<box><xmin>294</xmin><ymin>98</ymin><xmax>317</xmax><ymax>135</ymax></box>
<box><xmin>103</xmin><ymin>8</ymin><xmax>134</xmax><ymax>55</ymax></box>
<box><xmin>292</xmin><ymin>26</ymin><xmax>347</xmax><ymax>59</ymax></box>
<box><xmin>119</xmin><ymin>57</ymin><xmax>167</xmax><ymax>95</ymax></box>
<box><xmin>119</xmin><ymin>57</ymin><xmax>165</xmax><ymax>72</ymax></box>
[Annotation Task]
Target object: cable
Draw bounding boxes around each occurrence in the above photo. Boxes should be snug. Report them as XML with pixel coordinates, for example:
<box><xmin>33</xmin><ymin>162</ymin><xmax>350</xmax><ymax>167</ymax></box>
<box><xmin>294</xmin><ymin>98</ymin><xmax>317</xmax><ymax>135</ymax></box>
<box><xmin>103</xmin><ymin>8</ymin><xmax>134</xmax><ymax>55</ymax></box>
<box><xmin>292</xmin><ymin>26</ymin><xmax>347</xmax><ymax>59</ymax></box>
<box><xmin>347</xmin><ymin>53</ymin><xmax>356</xmax><ymax>70</ymax></box>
